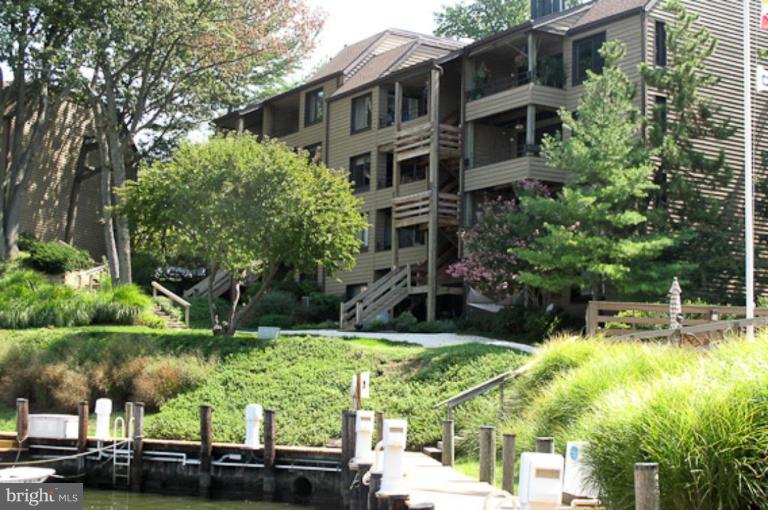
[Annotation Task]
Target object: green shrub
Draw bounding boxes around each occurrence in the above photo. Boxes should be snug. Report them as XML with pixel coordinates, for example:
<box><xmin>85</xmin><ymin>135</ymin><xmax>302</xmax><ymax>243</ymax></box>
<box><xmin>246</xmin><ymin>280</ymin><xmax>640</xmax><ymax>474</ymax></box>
<box><xmin>412</xmin><ymin>320</ymin><xmax>456</xmax><ymax>333</ymax></box>
<box><xmin>22</xmin><ymin>238</ymin><xmax>94</xmax><ymax>274</ymax></box>
<box><xmin>292</xmin><ymin>293</ymin><xmax>342</xmax><ymax>324</ymax></box>
<box><xmin>252</xmin><ymin>290</ymin><xmax>297</xmax><ymax>316</ymax></box>
<box><xmin>92</xmin><ymin>284</ymin><xmax>154</xmax><ymax>325</ymax></box>
<box><xmin>188</xmin><ymin>295</ymin><xmax>231</xmax><ymax>329</ymax></box>
<box><xmin>583</xmin><ymin>337</ymin><xmax>768</xmax><ymax>509</ymax></box>
<box><xmin>258</xmin><ymin>314</ymin><xmax>295</xmax><ymax>329</ymax></box>
<box><xmin>292</xmin><ymin>320</ymin><xmax>338</xmax><ymax>330</ymax></box>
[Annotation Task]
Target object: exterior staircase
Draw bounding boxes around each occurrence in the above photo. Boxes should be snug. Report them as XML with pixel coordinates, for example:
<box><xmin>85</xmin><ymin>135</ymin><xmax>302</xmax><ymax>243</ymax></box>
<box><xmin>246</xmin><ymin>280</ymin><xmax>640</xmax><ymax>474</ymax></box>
<box><xmin>183</xmin><ymin>270</ymin><xmax>231</xmax><ymax>299</ymax></box>
<box><xmin>339</xmin><ymin>265</ymin><xmax>411</xmax><ymax>329</ymax></box>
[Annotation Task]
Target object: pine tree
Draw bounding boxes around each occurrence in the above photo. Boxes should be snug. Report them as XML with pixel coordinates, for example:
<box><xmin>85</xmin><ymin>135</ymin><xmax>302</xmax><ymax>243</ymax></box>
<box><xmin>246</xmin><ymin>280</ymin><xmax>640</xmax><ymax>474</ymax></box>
<box><xmin>515</xmin><ymin>41</ymin><xmax>683</xmax><ymax>298</ymax></box>
<box><xmin>641</xmin><ymin>0</ymin><xmax>737</xmax><ymax>298</ymax></box>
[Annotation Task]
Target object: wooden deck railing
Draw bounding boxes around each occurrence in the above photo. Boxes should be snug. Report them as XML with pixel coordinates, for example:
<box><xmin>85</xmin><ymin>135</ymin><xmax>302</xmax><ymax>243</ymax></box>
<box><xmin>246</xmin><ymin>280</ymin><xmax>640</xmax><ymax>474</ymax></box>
<box><xmin>339</xmin><ymin>265</ymin><xmax>411</xmax><ymax>329</ymax></box>
<box><xmin>61</xmin><ymin>265</ymin><xmax>107</xmax><ymax>290</ymax></box>
<box><xmin>393</xmin><ymin>191</ymin><xmax>459</xmax><ymax>228</ymax></box>
<box><xmin>395</xmin><ymin>122</ymin><xmax>461</xmax><ymax>162</ymax></box>
<box><xmin>586</xmin><ymin>300</ymin><xmax>768</xmax><ymax>337</ymax></box>
<box><xmin>152</xmin><ymin>281</ymin><xmax>191</xmax><ymax>328</ymax></box>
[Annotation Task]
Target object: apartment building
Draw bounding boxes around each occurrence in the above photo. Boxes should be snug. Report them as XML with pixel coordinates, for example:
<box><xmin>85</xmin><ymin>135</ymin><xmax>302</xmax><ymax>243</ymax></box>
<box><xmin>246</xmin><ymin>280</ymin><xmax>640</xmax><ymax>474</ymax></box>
<box><xmin>215</xmin><ymin>0</ymin><xmax>765</xmax><ymax>326</ymax></box>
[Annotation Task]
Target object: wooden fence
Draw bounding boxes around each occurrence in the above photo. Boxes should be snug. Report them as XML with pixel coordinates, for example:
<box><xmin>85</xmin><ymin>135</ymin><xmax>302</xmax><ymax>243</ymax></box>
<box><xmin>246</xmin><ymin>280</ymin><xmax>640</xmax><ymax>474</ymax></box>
<box><xmin>585</xmin><ymin>300</ymin><xmax>768</xmax><ymax>337</ymax></box>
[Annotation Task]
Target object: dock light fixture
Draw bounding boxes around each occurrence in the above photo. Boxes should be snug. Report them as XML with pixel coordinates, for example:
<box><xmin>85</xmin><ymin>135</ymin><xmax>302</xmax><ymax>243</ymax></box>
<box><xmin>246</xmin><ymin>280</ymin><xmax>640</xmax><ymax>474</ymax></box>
<box><xmin>351</xmin><ymin>410</ymin><xmax>375</xmax><ymax>467</ymax></box>
<box><xmin>95</xmin><ymin>398</ymin><xmax>112</xmax><ymax>440</ymax></box>
<box><xmin>378</xmin><ymin>419</ymin><xmax>408</xmax><ymax>496</ymax></box>
<box><xmin>245</xmin><ymin>404</ymin><xmax>264</xmax><ymax>448</ymax></box>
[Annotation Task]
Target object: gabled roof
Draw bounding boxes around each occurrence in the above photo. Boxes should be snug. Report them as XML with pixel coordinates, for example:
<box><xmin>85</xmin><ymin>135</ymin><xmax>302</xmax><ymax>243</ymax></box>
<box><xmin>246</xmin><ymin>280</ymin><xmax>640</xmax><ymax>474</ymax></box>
<box><xmin>570</xmin><ymin>0</ymin><xmax>650</xmax><ymax>31</ymax></box>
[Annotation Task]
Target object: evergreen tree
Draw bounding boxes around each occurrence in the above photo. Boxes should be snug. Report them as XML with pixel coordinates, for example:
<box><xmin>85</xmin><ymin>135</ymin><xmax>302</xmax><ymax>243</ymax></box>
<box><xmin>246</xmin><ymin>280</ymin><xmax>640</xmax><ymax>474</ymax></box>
<box><xmin>515</xmin><ymin>42</ymin><xmax>682</xmax><ymax>298</ymax></box>
<box><xmin>641</xmin><ymin>0</ymin><xmax>737</xmax><ymax>298</ymax></box>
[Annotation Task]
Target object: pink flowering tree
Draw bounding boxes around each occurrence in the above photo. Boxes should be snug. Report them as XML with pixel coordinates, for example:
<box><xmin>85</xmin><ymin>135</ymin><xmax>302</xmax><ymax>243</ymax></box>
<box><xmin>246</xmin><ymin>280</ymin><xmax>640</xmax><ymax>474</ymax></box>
<box><xmin>447</xmin><ymin>180</ymin><xmax>550</xmax><ymax>302</ymax></box>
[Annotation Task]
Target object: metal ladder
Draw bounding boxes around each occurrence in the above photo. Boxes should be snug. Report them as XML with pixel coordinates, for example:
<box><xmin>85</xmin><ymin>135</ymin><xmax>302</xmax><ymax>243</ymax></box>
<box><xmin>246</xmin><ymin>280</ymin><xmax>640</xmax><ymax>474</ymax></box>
<box><xmin>112</xmin><ymin>417</ymin><xmax>133</xmax><ymax>487</ymax></box>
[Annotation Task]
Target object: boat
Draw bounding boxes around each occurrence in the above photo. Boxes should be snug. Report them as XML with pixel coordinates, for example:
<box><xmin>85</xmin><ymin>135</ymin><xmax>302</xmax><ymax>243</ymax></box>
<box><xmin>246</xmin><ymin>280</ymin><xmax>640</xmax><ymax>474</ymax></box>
<box><xmin>0</xmin><ymin>467</ymin><xmax>56</xmax><ymax>483</ymax></box>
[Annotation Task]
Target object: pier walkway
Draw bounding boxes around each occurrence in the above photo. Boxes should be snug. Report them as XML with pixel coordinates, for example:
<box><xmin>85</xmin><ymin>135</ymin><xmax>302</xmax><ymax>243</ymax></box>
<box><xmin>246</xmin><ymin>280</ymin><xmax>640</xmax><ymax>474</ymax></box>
<box><xmin>403</xmin><ymin>452</ymin><xmax>515</xmax><ymax>510</ymax></box>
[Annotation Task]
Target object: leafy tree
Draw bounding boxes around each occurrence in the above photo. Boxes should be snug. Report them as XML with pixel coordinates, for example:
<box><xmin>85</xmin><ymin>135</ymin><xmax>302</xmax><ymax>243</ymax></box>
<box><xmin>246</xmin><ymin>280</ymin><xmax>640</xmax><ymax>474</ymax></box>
<box><xmin>120</xmin><ymin>135</ymin><xmax>367</xmax><ymax>336</ymax></box>
<box><xmin>640</xmin><ymin>0</ymin><xmax>737</xmax><ymax>298</ymax></box>
<box><xmin>515</xmin><ymin>42</ymin><xmax>681</xmax><ymax>298</ymax></box>
<box><xmin>79</xmin><ymin>0</ymin><xmax>324</xmax><ymax>284</ymax></box>
<box><xmin>446</xmin><ymin>181</ymin><xmax>549</xmax><ymax>302</ymax></box>
<box><xmin>434</xmin><ymin>0</ymin><xmax>587</xmax><ymax>39</ymax></box>
<box><xmin>0</xmin><ymin>1</ymin><xmax>100</xmax><ymax>259</ymax></box>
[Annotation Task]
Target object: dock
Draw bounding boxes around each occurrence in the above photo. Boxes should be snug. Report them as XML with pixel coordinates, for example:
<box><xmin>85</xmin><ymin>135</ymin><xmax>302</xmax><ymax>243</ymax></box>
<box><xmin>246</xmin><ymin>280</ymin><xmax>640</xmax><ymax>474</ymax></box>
<box><xmin>404</xmin><ymin>452</ymin><xmax>513</xmax><ymax>509</ymax></box>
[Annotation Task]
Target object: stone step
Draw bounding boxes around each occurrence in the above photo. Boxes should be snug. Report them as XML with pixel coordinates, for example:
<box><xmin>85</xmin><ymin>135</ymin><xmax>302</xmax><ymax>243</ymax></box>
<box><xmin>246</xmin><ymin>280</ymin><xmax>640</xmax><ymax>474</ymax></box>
<box><xmin>422</xmin><ymin>446</ymin><xmax>442</xmax><ymax>461</ymax></box>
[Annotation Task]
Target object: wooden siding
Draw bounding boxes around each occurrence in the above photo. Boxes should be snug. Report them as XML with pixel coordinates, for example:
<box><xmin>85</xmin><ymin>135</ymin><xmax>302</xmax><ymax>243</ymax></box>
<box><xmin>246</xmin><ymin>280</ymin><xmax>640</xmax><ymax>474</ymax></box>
<box><xmin>645</xmin><ymin>1</ymin><xmax>768</xmax><ymax>298</ymax></box>
<box><xmin>564</xmin><ymin>13</ymin><xmax>644</xmax><ymax>111</ymax></box>
<box><xmin>464</xmin><ymin>157</ymin><xmax>568</xmax><ymax>192</ymax></box>
<box><xmin>274</xmin><ymin>78</ymin><xmax>338</xmax><ymax>151</ymax></box>
<box><xmin>466</xmin><ymin>84</ymin><xmax>566</xmax><ymax>121</ymax></box>
<box><xmin>325</xmin><ymin>245</ymin><xmax>426</xmax><ymax>295</ymax></box>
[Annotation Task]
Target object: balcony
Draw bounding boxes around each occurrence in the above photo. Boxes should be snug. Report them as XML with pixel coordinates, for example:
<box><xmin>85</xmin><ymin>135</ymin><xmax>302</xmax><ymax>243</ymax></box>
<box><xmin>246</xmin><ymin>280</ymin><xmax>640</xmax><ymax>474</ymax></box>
<box><xmin>393</xmin><ymin>190</ymin><xmax>459</xmax><ymax>228</ymax></box>
<box><xmin>395</xmin><ymin>122</ymin><xmax>461</xmax><ymax>162</ymax></box>
<box><xmin>464</xmin><ymin>156</ymin><xmax>568</xmax><ymax>192</ymax></box>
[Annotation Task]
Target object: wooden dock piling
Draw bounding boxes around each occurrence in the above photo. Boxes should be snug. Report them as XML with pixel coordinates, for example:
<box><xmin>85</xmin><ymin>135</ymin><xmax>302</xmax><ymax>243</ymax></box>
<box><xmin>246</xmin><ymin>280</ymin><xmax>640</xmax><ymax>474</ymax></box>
<box><xmin>479</xmin><ymin>426</ymin><xmax>495</xmax><ymax>484</ymax></box>
<box><xmin>341</xmin><ymin>410</ymin><xmax>357</xmax><ymax>508</ymax></box>
<box><xmin>375</xmin><ymin>411</ymin><xmax>384</xmax><ymax>444</ymax></box>
<box><xmin>199</xmin><ymin>405</ymin><xmax>213</xmax><ymax>498</ymax></box>
<box><xmin>441</xmin><ymin>419</ymin><xmax>454</xmax><ymax>466</ymax></box>
<box><xmin>131</xmin><ymin>402</ymin><xmax>145</xmax><ymax>492</ymax></box>
<box><xmin>502</xmin><ymin>433</ymin><xmax>516</xmax><ymax>494</ymax></box>
<box><xmin>15</xmin><ymin>398</ymin><xmax>28</xmax><ymax>447</ymax></box>
<box><xmin>535</xmin><ymin>436</ymin><xmax>554</xmax><ymax>454</ymax></box>
<box><xmin>77</xmin><ymin>400</ymin><xmax>88</xmax><ymax>479</ymax></box>
<box><xmin>351</xmin><ymin>462</ymin><xmax>372</xmax><ymax>510</ymax></box>
<box><xmin>124</xmin><ymin>402</ymin><xmax>134</xmax><ymax>437</ymax></box>
<box><xmin>634</xmin><ymin>462</ymin><xmax>660</xmax><ymax>510</ymax></box>
<box><xmin>379</xmin><ymin>494</ymin><xmax>408</xmax><ymax>510</ymax></box>
<box><xmin>264</xmin><ymin>409</ymin><xmax>277</xmax><ymax>499</ymax></box>
<box><xmin>368</xmin><ymin>471</ymin><xmax>382</xmax><ymax>510</ymax></box>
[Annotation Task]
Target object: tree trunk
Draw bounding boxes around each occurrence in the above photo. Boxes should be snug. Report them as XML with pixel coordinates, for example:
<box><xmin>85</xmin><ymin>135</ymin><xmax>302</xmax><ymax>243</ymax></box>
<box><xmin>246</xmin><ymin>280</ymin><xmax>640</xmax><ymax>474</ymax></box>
<box><xmin>206</xmin><ymin>265</ymin><xmax>223</xmax><ymax>335</ymax></box>
<box><xmin>102</xmin><ymin>62</ymin><xmax>132</xmax><ymax>284</ymax></box>
<box><xmin>90</xmin><ymin>101</ymin><xmax>120</xmax><ymax>283</ymax></box>
<box><xmin>228</xmin><ymin>264</ymin><xmax>280</xmax><ymax>336</ymax></box>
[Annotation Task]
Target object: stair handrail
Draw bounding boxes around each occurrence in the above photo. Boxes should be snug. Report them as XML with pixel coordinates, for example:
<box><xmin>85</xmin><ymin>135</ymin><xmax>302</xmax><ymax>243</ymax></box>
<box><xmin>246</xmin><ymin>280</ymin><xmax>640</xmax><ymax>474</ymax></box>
<box><xmin>433</xmin><ymin>362</ymin><xmax>533</xmax><ymax>415</ymax></box>
<box><xmin>339</xmin><ymin>265</ymin><xmax>411</xmax><ymax>327</ymax></box>
<box><xmin>340</xmin><ymin>266</ymin><xmax>402</xmax><ymax>315</ymax></box>
<box><xmin>151</xmin><ymin>281</ymin><xmax>191</xmax><ymax>328</ymax></box>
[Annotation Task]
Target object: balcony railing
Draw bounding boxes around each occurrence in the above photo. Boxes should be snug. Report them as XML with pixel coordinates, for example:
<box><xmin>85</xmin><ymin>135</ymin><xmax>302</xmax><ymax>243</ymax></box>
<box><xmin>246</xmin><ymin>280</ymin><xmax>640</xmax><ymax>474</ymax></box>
<box><xmin>393</xmin><ymin>190</ymin><xmax>459</xmax><ymax>228</ymax></box>
<box><xmin>466</xmin><ymin>62</ymin><xmax>566</xmax><ymax>101</ymax></box>
<box><xmin>395</xmin><ymin>122</ymin><xmax>461</xmax><ymax>162</ymax></box>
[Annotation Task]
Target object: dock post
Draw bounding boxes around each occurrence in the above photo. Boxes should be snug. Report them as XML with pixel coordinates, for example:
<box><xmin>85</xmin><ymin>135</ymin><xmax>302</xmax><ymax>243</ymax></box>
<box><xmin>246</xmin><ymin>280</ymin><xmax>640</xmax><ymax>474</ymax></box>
<box><xmin>15</xmin><ymin>398</ymin><xmax>28</xmax><ymax>448</ymax></box>
<box><xmin>634</xmin><ymin>463</ymin><xmax>660</xmax><ymax>510</ymax></box>
<box><xmin>535</xmin><ymin>437</ymin><xmax>554</xmax><ymax>454</ymax></box>
<box><xmin>479</xmin><ymin>426</ymin><xmax>496</xmax><ymax>484</ymax></box>
<box><xmin>368</xmin><ymin>471</ymin><xmax>382</xmax><ymax>510</ymax></box>
<box><xmin>263</xmin><ymin>409</ymin><xmax>277</xmax><ymax>500</ymax></box>
<box><xmin>379</xmin><ymin>494</ymin><xmax>409</xmax><ymax>510</ymax></box>
<box><xmin>351</xmin><ymin>462</ymin><xmax>372</xmax><ymax>510</ymax></box>
<box><xmin>124</xmin><ymin>402</ymin><xmax>134</xmax><ymax>438</ymax></box>
<box><xmin>341</xmin><ymin>410</ymin><xmax>357</xmax><ymax>508</ymax></box>
<box><xmin>502</xmin><ymin>433</ymin><xmax>516</xmax><ymax>494</ymax></box>
<box><xmin>406</xmin><ymin>504</ymin><xmax>434</xmax><ymax>510</ymax></box>
<box><xmin>77</xmin><ymin>400</ymin><xmax>89</xmax><ymax>479</ymax></box>
<box><xmin>375</xmin><ymin>411</ymin><xmax>384</xmax><ymax>445</ymax></box>
<box><xmin>131</xmin><ymin>402</ymin><xmax>145</xmax><ymax>492</ymax></box>
<box><xmin>441</xmin><ymin>420</ymin><xmax>454</xmax><ymax>466</ymax></box>
<box><xmin>199</xmin><ymin>405</ymin><xmax>213</xmax><ymax>498</ymax></box>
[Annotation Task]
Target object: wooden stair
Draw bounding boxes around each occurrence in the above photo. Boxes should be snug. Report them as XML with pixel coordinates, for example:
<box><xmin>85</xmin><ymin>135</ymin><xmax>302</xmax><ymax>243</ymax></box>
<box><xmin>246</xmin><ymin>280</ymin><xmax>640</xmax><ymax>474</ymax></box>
<box><xmin>153</xmin><ymin>306</ymin><xmax>187</xmax><ymax>330</ymax></box>
<box><xmin>339</xmin><ymin>266</ymin><xmax>411</xmax><ymax>329</ymax></box>
<box><xmin>183</xmin><ymin>270</ymin><xmax>231</xmax><ymax>298</ymax></box>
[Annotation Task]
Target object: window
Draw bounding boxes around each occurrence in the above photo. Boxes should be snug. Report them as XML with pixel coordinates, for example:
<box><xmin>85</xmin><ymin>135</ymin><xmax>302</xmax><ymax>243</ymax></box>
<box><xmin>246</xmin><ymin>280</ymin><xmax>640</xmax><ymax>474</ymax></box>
<box><xmin>304</xmin><ymin>88</ymin><xmax>324</xmax><ymax>126</ymax></box>
<box><xmin>401</xmin><ymin>85</ymin><xmax>428</xmax><ymax>121</ymax></box>
<box><xmin>572</xmin><ymin>32</ymin><xmax>606</xmax><ymax>86</ymax></box>
<box><xmin>398</xmin><ymin>226</ymin><xmax>425</xmax><ymax>248</ymax></box>
<box><xmin>351</xmin><ymin>93</ymin><xmax>372</xmax><ymax>133</ymax></box>
<box><xmin>533</xmin><ymin>0</ymin><xmax>562</xmax><ymax>19</ymax></box>
<box><xmin>655</xmin><ymin>21</ymin><xmax>667</xmax><ymax>67</ymax></box>
<box><xmin>349</xmin><ymin>153</ymin><xmax>371</xmax><ymax>193</ymax></box>
<box><xmin>346</xmin><ymin>283</ymin><xmax>368</xmax><ymax>300</ymax></box>
<box><xmin>356</xmin><ymin>213</ymin><xmax>370</xmax><ymax>252</ymax></box>
<box><xmin>400</xmin><ymin>158</ymin><xmax>427</xmax><ymax>184</ymax></box>
<box><xmin>378</xmin><ymin>152</ymin><xmax>394</xmax><ymax>189</ymax></box>
<box><xmin>380</xmin><ymin>88</ymin><xmax>396</xmax><ymax>128</ymax></box>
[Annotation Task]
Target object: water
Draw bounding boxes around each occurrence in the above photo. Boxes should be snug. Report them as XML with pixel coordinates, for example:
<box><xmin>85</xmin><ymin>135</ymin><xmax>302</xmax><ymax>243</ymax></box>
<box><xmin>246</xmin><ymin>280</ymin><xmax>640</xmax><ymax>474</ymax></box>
<box><xmin>83</xmin><ymin>490</ymin><xmax>304</xmax><ymax>510</ymax></box>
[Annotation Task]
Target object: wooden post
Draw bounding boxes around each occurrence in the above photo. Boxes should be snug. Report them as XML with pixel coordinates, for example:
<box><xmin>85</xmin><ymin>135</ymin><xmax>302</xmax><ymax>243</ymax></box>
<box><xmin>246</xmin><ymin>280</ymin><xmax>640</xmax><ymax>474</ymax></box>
<box><xmin>124</xmin><ymin>402</ymin><xmax>134</xmax><ymax>438</ymax></box>
<box><xmin>441</xmin><ymin>420</ymin><xmax>454</xmax><ymax>466</ymax></box>
<box><xmin>586</xmin><ymin>301</ymin><xmax>599</xmax><ymax>336</ymax></box>
<box><xmin>131</xmin><ymin>402</ymin><xmax>145</xmax><ymax>492</ymax></box>
<box><xmin>356</xmin><ymin>302</ymin><xmax>363</xmax><ymax>327</ymax></box>
<box><xmin>341</xmin><ymin>410</ymin><xmax>357</xmax><ymax>507</ymax></box>
<box><xmin>15</xmin><ymin>398</ymin><xmax>28</xmax><ymax>444</ymax></box>
<box><xmin>368</xmin><ymin>471</ymin><xmax>382</xmax><ymax>510</ymax></box>
<box><xmin>184</xmin><ymin>306</ymin><xmax>190</xmax><ymax>328</ymax></box>
<box><xmin>351</xmin><ymin>463</ymin><xmax>372</xmax><ymax>510</ymax></box>
<box><xmin>375</xmin><ymin>411</ymin><xmax>385</xmax><ymax>445</ymax></box>
<box><xmin>502</xmin><ymin>433</ymin><xmax>516</xmax><ymax>494</ymax></box>
<box><xmin>77</xmin><ymin>400</ymin><xmax>88</xmax><ymax>479</ymax></box>
<box><xmin>427</xmin><ymin>66</ymin><xmax>441</xmax><ymax>322</ymax></box>
<box><xmin>479</xmin><ymin>426</ymin><xmax>496</xmax><ymax>484</ymax></box>
<box><xmin>535</xmin><ymin>437</ymin><xmax>554</xmax><ymax>454</ymax></box>
<box><xmin>199</xmin><ymin>405</ymin><xmax>213</xmax><ymax>498</ymax></box>
<box><xmin>263</xmin><ymin>409</ymin><xmax>277</xmax><ymax>499</ymax></box>
<box><xmin>634</xmin><ymin>463</ymin><xmax>660</xmax><ymax>510</ymax></box>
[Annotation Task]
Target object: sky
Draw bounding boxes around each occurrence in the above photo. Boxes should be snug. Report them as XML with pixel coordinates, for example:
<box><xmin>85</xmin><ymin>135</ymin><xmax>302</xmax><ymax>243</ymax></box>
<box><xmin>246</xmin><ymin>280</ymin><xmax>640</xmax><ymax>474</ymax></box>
<box><xmin>304</xmin><ymin>0</ymin><xmax>452</xmax><ymax>71</ymax></box>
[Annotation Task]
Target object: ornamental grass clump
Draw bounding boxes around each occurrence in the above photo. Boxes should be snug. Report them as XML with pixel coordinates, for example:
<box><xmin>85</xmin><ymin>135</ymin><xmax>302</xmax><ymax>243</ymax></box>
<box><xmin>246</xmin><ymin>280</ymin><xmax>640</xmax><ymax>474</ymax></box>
<box><xmin>583</xmin><ymin>335</ymin><xmax>768</xmax><ymax>509</ymax></box>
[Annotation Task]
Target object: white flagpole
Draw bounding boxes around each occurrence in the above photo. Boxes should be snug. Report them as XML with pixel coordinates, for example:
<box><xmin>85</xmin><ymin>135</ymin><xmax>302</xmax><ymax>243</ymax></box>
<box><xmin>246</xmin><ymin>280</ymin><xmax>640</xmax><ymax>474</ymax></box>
<box><xmin>744</xmin><ymin>0</ymin><xmax>755</xmax><ymax>340</ymax></box>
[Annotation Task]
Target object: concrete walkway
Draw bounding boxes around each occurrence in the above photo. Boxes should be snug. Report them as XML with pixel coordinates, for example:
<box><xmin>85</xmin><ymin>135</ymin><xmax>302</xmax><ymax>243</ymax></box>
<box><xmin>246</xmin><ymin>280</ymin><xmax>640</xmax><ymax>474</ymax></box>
<box><xmin>276</xmin><ymin>329</ymin><xmax>538</xmax><ymax>354</ymax></box>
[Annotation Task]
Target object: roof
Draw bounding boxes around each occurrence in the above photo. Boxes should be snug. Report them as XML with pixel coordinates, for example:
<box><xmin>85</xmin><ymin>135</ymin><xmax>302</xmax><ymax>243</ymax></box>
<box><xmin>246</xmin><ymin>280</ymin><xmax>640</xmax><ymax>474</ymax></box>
<box><xmin>570</xmin><ymin>0</ymin><xmax>649</xmax><ymax>31</ymax></box>
<box><xmin>311</xmin><ymin>32</ymin><xmax>385</xmax><ymax>82</ymax></box>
